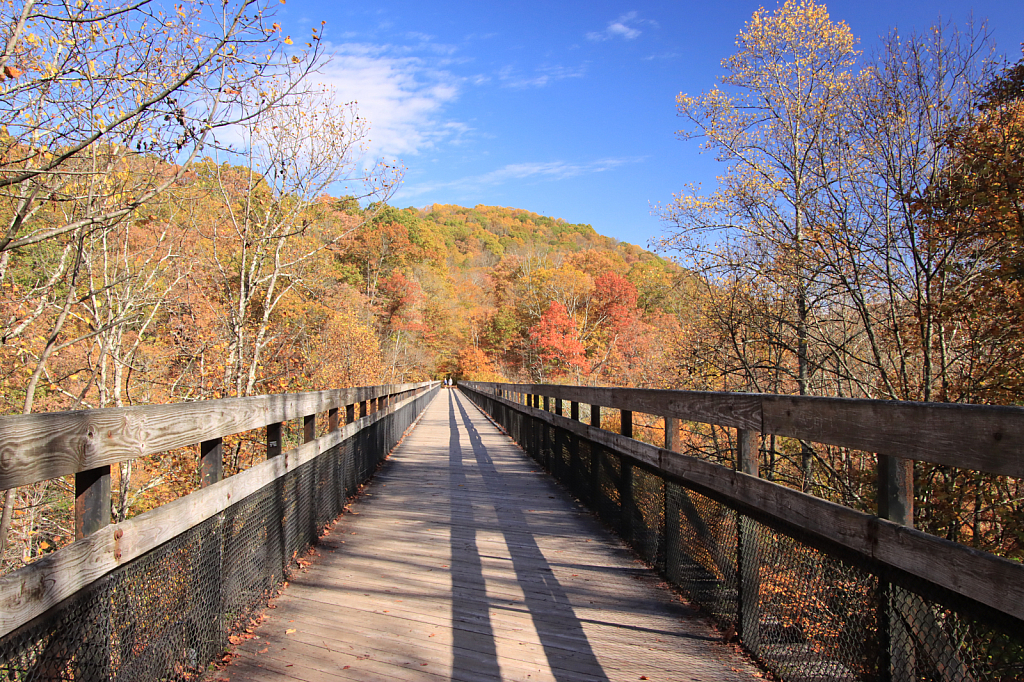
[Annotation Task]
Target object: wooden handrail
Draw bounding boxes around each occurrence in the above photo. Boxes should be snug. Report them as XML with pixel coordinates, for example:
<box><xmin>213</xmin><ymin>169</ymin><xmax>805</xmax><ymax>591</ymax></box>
<box><xmin>0</xmin><ymin>382</ymin><xmax>434</xmax><ymax>491</ymax></box>
<box><xmin>463</xmin><ymin>382</ymin><xmax>1024</xmax><ymax>479</ymax></box>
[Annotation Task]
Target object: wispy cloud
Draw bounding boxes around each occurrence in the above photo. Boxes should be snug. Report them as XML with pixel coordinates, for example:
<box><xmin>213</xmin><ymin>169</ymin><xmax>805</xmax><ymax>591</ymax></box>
<box><xmin>314</xmin><ymin>41</ymin><xmax>465</xmax><ymax>158</ymax></box>
<box><xmin>497</xmin><ymin>63</ymin><xmax>587</xmax><ymax>89</ymax></box>
<box><xmin>643</xmin><ymin>52</ymin><xmax>679</xmax><ymax>61</ymax></box>
<box><xmin>399</xmin><ymin>157</ymin><xmax>646</xmax><ymax>199</ymax></box>
<box><xmin>586</xmin><ymin>12</ymin><xmax>653</xmax><ymax>42</ymax></box>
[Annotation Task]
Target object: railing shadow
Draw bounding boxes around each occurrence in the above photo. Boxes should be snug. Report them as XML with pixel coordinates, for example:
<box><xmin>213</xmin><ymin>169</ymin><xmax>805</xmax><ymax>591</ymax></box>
<box><xmin>451</xmin><ymin>390</ymin><xmax>609</xmax><ymax>681</ymax></box>
<box><xmin>448</xmin><ymin>390</ymin><xmax>503</xmax><ymax>678</ymax></box>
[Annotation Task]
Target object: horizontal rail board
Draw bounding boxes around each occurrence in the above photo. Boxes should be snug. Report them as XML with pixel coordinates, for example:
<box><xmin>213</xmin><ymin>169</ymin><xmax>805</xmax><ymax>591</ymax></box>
<box><xmin>0</xmin><ymin>382</ymin><xmax>432</xmax><ymax>491</ymax></box>
<box><xmin>467</xmin><ymin>383</ymin><xmax>1024</xmax><ymax>479</ymax></box>
<box><xmin>474</xmin><ymin>383</ymin><xmax>761</xmax><ymax>430</ymax></box>
<box><xmin>463</xmin><ymin>385</ymin><xmax>1024</xmax><ymax>623</ymax></box>
<box><xmin>761</xmin><ymin>395</ymin><xmax>1024</xmax><ymax>477</ymax></box>
<box><xmin>0</xmin><ymin>386</ymin><xmax>434</xmax><ymax>638</ymax></box>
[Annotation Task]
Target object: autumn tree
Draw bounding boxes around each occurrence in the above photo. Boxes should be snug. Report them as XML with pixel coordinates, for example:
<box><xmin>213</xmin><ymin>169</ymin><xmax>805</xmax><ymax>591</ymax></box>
<box><xmin>659</xmin><ymin>0</ymin><xmax>858</xmax><ymax>490</ymax></box>
<box><xmin>0</xmin><ymin>0</ymin><xmax>328</xmax><ymax>568</ymax></box>
<box><xmin>915</xmin><ymin>50</ymin><xmax>1024</xmax><ymax>402</ymax></box>
<box><xmin>199</xmin><ymin>85</ymin><xmax>400</xmax><ymax>398</ymax></box>
<box><xmin>529</xmin><ymin>301</ymin><xmax>590</xmax><ymax>381</ymax></box>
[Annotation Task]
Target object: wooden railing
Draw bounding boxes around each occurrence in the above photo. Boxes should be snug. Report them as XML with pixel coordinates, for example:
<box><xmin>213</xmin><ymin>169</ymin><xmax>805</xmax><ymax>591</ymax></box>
<box><xmin>0</xmin><ymin>381</ymin><xmax>438</xmax><ymax>639</ymax></box>
<box><xmin>462</xmin><ymin>381</ymin><xmax>1024</xmax><ymax>682</ymax></box>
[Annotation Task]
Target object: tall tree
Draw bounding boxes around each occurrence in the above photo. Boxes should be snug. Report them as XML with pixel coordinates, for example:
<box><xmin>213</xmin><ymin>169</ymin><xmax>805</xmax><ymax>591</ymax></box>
<box><xmin>659</xmin><ymin>0</ymin><xmax>858</xmax><ymax>490</ymax></box>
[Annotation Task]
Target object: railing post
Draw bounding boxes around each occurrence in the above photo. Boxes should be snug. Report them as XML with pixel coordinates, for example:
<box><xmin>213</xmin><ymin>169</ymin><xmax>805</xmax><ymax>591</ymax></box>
<box><xmin>620</xmin><ymin>411</ymin><xmax>634</xmax><ymax>542</ymax></box>
<box><xmin>75</xmin><ymin>466</ymin><xmax>111</xmax><ymax>539</ymax></box>
<box><xmin>737</xmin><ymin>428</ymin><xmax>761</xmax><ymax>654</ymax></box>
<box><xmin>664</xmin><ymin>417</ymin><xmax>682</xmax><ymax>584</ymax></box>
<box><xmin>303</xmin><ymin>414</ymin><xmax>316</xmax><ymax>443</ymax></box>
<box><xmin>360</xmin><ymin>399</ymin><xmax>368</xmax><ymax>419</ymax></box>
<box><xmin>267</xmin><ymin>422</ymin><xmax>282</xmax><ymax>459</ymax></box>
<box><xmin>557</xmin><ymin>395</ymin><xmax>565</xmax><ymax>475</ymax></box>
<box><xmin>328</xmin><ymin>406</ymin><xmax>339</xmax><ymax>432</ymax></box>
<box><xmin>200</xmin><ymin>438</ymin><xmax>223</xmax><ymax>488</ymax></box>
<box><xmin>346</xmin><ymin>403</ymin><xmax>355</xmax><ymax>424</ymax></box>
<box><xmin>570</xmin><ymin>401</ymin><xmax>580</xmax><ymax>489</ymax></box>
<box><xmin>74</xmin><ymin>464</ymin><xmax>112</xmax><ymax>676</ymax></box>
<box><xmin>878</xmin><ymin>454</ymin><xmax>916</xmax><ymax>682</ymax></box>
<box><xmin>542</xmin><ymin>395</ymin><xmax>551</xmax><ymax>470</ymax></box>
<box><xmin>591</xmin><ymin>405</ymin><xmax>602</xmax><ymax>507</ymax></box>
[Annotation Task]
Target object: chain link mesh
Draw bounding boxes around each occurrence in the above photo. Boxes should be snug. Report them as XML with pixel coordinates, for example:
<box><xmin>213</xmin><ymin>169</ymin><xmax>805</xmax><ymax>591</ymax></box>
<box><xmin>0</xmin><ymin>386</ymin><xmax>437</xmax><ymax>682</ymax></box>
<box><xmin>465</xmin><ymin>388</ymin><xmax>1024</xmax><ymax>682</ymax></box>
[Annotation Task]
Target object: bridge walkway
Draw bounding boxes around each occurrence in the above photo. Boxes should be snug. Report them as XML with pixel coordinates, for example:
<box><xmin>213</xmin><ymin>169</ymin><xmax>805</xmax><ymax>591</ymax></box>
<box><xmin>221</xmin><ymin>389</ymin><xmax>761</xmax><ymax>682</ymax></box>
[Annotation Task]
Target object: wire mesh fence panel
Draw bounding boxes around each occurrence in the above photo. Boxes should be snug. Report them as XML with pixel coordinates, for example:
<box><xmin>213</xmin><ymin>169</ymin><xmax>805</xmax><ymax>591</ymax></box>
<box><xmin>0</xmin><ymin>576</ymin><xmax>113</xmax><ymax>681</ymax></box>
<box><xmin>747</xmin><ymin>520</ymin><xmax>878</xmax><ymax>682</ymax></box>
<box><xmin>665</xmin><ymin>483</ymin><xmax>739</xmax><ymax>628</ymax></box>
<box><xmin>629</xmin><ymin>465</ymin><xmax>664</xmax><ymax>567</ymax></box>
<box><xmin>596</xmin><ymin>450</ymin><xmax>623</xmax><ymax>537</ymax></box>
<box><xmin>0</xmin><ymin>385</ymin><xmax>438</xmax><ymax>682</ymax></box>
<box><xmin>880</xmin><ymin>564</ymin><xmax>1024</xmax><ymax>682</ymax></box>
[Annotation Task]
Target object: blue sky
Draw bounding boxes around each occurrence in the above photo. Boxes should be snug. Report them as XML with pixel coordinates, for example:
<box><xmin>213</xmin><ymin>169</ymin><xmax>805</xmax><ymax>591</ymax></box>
<box><xmin>278</xmin><ymin>1</ymin><xmax>1024</xmax><ymax>251</ymax></box>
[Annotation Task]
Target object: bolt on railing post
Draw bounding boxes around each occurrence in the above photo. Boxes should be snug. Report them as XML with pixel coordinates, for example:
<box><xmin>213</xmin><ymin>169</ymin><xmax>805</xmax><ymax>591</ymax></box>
<box><xmin>200</xmin><ymin>438</ymin><xmax>223</xmax><ymax>488</ymax></box>
<box><xmin>75</xmin><ymin>466</ymin><xmax>111</xmax><ymax>539</ymax></box>
<box><xmin>736</xmin><ymin>428</ymin><xmax>761</xmax><ymax>654</ymax></box>
<box><xmin>620</xmin><ymin>411</ymin><xmax>634</xmax><ymax>542</ymax></box>
<box><xmin>878</xmin><ymin>453</ymin><xmax>916</xmax><ymax>682</ymax></box>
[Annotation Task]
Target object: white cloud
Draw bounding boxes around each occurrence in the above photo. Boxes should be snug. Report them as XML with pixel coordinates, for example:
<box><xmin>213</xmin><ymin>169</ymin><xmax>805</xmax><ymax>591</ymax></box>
<box><xmin>587</xmin><ymin>12</ymin><xmax>648</xmax><ymax>42</ymax></box>
<box><xmin>313</xmin><ymin>41</ymin><xmax>466</xmax><ymax>158</ymax></box>
<box><xmin>399</xmin><ymin>157</ymin><xmax>646</xmax><ymax>199</ymax></box>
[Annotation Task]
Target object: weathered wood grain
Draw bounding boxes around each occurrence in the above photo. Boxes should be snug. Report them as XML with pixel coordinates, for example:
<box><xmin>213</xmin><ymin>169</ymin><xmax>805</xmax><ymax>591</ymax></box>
<box><xmin>0</xmin><ymin>386</ymin><xmax>433</xmax><ymax>638</ymax></box>
<box><xmin>762</xmin><ymin>395</ymin><xmax>1024</xmax><ymax>478</ymax></box>
<box><xmin>464</xmin><ymin>386</ymin><xmax>1024</xmax><ymax>623</ymax></box>
<box><xmin>0</xmin><ymin>382</ymin><xmax>435</xmax><ymax>491</ymax></box>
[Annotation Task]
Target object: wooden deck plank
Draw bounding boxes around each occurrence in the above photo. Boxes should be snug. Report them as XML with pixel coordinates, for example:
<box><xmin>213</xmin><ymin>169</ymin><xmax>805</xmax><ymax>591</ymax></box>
<box><xmin>219</xmin><ymin>389</ymin><xmax>761</xmax><ymax>682</ymax></box>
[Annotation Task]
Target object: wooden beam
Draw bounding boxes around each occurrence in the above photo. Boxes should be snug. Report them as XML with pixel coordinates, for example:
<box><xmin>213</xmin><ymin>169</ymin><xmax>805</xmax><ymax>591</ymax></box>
<box><xmin>303</xmin><ymin>414</ymin><xmax>316</xmax><ymax>443</ymax></box>
<box><xmin>267</xmin><ymin>422</ymin><xmax>282</xmax><ymax>459</ymax></box>
<box><xmin>0</xmin><ymin>382</ymin><xmax>437</xmax><ymax>491</ymax></box>
<box><xmin>461</xmin><ymin>382</ymin><xmax>1024</xmax><ymax>479</ymax></box>
<box><xmin>736</xmin><ymin>427</ymin><xmax>760</xmax><ymax>653</ymax></box>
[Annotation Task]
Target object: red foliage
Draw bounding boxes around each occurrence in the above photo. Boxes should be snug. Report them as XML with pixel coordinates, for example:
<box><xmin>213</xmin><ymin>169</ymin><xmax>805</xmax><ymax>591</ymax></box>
<box><xmin>593</xmin><ymin>272</ymin><xmax>639</xmax><ymax>331</ymax></box>
<box><xmin>529</xmin><ymin>301</ymin><xmax>590</xmax><ymax>377</ymax></box>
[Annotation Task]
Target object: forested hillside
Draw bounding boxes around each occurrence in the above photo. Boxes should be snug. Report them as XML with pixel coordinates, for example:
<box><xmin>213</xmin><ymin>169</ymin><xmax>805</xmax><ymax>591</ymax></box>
<box><xmin>0</xmin><ymin>193</ymin><xmax>690</xmax><ymax>418</ymax></box>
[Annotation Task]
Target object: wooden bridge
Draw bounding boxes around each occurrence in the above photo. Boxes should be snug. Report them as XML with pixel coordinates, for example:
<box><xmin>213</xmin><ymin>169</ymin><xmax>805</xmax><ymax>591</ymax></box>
<box><xmin>0</xmin><ymin>380</ymin><xmax>1022</xmax><ymax>681</ymax></box>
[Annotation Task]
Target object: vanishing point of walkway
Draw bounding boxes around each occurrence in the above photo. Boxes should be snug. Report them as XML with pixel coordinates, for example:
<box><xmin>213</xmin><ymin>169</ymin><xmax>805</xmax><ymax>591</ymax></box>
<box><xmin>222</xmin><ymin>389</ymin><xmax>762</xmax><ymax>682</ymax></box>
